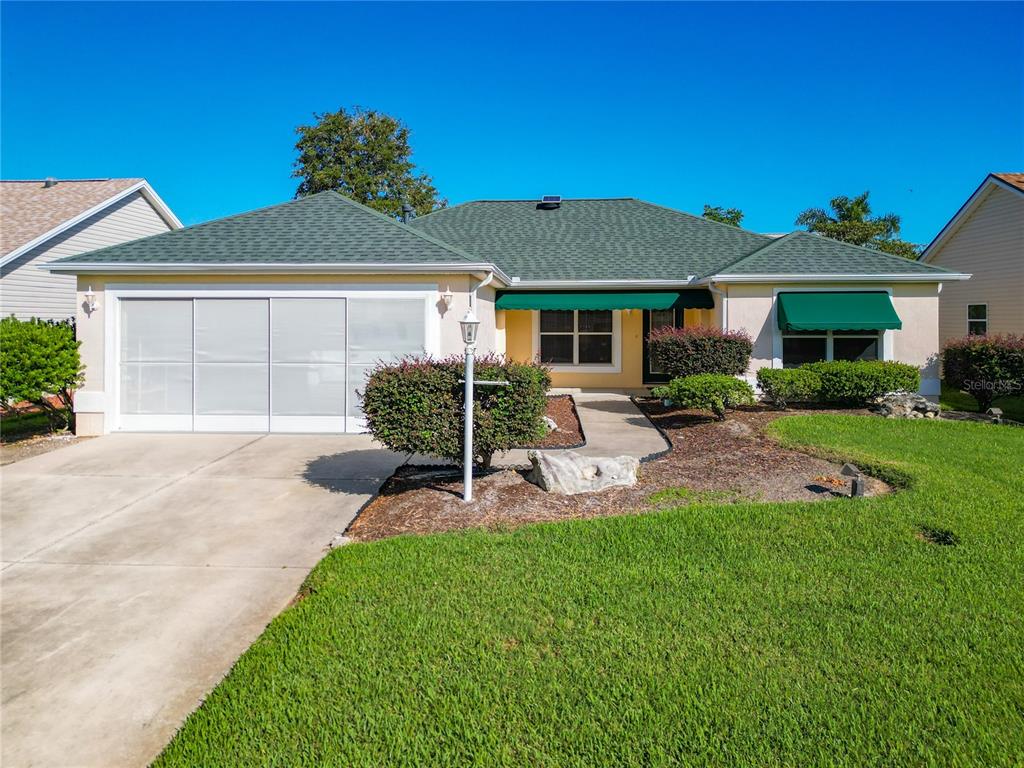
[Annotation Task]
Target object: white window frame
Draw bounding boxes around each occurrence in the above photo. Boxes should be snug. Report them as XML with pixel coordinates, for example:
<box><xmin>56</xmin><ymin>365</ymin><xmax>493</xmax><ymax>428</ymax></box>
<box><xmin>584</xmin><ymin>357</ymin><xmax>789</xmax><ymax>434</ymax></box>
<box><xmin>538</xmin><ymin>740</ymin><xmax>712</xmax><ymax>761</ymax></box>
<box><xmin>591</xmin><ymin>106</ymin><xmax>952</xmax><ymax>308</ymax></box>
<box><xmin>531</xmin><ymin>309</ymin><xmax>621</xmax><ymax>373</ymax></box>
<box><xmin>966</xmin><ymin>303</ymin><xmax>988</xmax><ymax>336</ymax></box>
<box><xmin>780</xmin><ymin>330</ymin><xmax>882</xmax><ymax>368</ymax></box>
<box><xmin>103</xmin><ymin>283</ymin><xmax>441</xmax><ymax>434</ymax></box>
<box><xmin>770</xmin><ymin>286</ymin><xmax>894</xmax><ymax>369</ymax></box>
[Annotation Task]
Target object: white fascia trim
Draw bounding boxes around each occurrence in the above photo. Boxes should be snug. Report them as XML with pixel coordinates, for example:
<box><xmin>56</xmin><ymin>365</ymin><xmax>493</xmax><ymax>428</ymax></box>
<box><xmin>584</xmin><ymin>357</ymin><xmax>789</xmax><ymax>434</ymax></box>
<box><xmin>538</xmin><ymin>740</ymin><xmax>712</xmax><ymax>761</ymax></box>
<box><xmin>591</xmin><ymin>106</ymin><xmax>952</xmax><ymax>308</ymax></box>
<box><xmin>712</xmin><ymin>273</ymin><xmax>971</xmax><ymax>283</ymax></box>
<box><xmin>508</xmin><ymin>277</ymin><xmax>698</xmax><ymax>288</ymax></box>
<box><xmin>921</xmin><ymin>176</ymin><xmax>1023</xmax><ymax>263</ymax></box>
<box><xmin>0</xmin><ymin>181</ymin><xmax>181</xmax><ymax>268</ymax></box>
<box><xmin>46</xmin><ymin>261</ymin><xmax>512</xmax><ymax>283</ymax></box>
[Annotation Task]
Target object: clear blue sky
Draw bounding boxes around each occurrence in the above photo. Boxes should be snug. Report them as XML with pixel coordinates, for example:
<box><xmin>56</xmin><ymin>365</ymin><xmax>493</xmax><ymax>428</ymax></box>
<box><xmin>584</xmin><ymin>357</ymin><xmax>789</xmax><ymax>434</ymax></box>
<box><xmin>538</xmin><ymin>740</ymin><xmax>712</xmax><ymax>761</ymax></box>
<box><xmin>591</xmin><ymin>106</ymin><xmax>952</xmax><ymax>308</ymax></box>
<box><xmin>2</xmin><ymin>1</ymin><xmax>1021</xmax><ymax>244</ymax></box>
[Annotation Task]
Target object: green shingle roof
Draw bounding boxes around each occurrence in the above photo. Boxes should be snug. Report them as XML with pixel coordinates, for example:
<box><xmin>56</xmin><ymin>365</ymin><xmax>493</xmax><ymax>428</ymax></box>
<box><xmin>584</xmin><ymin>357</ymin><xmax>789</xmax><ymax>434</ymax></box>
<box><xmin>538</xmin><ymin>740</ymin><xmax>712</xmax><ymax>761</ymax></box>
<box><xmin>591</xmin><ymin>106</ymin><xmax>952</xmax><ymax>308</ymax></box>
<box><xmin>409</xmin><ymin>198</ymin><xmax>775</xmax><ymax>281</ymax></box>
<box><xmin>52</xmin><ymin>191</ymin><xmax>958</xmax><ymax>282</ymax></box>
<box><xmin>50</xmin><ymin>191</ymin><xmax>478</xmax><ymax>266</ymax></box>
<box><xmin>717</xmin><ymin>231</ymin><xmax>957</xmax><ymax>276</ymax></box>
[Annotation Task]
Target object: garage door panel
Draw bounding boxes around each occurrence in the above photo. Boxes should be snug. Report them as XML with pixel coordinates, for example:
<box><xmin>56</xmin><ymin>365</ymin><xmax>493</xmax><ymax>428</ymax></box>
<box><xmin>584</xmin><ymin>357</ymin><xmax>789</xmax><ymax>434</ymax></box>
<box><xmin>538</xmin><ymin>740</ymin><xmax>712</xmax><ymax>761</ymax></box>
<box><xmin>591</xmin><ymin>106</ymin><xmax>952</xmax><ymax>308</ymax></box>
<box><xmin>272</xmin><ymin>299</ymin><xmax>346</xmax><ymax>364</ymax></box>
<box><xmin>195</xmin><ymin>300</ymin><xmax>268</xmax><ymax>363</ymax></box>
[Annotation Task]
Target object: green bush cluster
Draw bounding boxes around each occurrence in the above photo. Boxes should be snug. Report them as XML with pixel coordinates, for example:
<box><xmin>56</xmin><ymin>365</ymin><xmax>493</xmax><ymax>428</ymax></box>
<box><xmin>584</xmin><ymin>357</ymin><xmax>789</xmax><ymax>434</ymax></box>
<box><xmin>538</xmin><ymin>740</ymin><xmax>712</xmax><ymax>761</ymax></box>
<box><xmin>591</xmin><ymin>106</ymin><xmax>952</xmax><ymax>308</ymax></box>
<box><xmin>801</xmin><ymin>360</ymin><xmax>919</xmax><ymax>405</ymax></box>
<box><xmin>0</xmin><ymin>316</ymin><xmax>83</xmax><ymax>431</ymax></box>
<box><xmin>361</xmin><ymin>354</ymin><xmax>551</xmax><ymax>468</ymax></box>
<box><xmin>942</xmin><ymin>334</ymin><xmax>1024</xmax><ymax>411</ymax></box>
<box><xmin>654</xmin><ymin>373</ymin><xmax>754</xmax><ymax>421</ymax></box>
<box><xmin>647</xmin><ymin>326</ymin><xmax>752</xmax><ymax>379</ymax></box>
<box><xmin>756</xmin><ymin>368</ymin><xmax>822</xmax><ymax>409</ymax></box>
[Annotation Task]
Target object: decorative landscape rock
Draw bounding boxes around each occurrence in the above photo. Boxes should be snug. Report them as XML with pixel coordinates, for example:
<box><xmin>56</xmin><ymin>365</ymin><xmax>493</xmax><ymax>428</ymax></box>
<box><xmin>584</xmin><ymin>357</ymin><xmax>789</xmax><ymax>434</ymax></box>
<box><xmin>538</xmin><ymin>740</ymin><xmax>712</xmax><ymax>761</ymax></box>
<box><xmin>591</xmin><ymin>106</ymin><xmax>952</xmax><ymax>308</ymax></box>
<box><xmin>543</xmin><ymin>416</ymin><xmax>560</xmax><ymax>432</ymax></box>
<box><xmin>526</xmin><ymin>449</ymin><xmax>639</xmax><ymax>495</ymax></box>
<box><xmin>870</xmin><ymin>392</ymin><xmax>940</xmax><ymax>419</ymax></box>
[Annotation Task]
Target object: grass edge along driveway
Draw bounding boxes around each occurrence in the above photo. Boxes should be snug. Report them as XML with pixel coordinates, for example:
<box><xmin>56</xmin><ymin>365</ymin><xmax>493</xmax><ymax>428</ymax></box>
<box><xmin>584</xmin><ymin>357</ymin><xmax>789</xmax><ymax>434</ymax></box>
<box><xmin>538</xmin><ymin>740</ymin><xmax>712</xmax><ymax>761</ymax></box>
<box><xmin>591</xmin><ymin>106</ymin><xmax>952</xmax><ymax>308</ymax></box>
<box><xmin>155</xmin><ymin>415</ymin><xmax>1024</xmax><ymax>768</ymax></box>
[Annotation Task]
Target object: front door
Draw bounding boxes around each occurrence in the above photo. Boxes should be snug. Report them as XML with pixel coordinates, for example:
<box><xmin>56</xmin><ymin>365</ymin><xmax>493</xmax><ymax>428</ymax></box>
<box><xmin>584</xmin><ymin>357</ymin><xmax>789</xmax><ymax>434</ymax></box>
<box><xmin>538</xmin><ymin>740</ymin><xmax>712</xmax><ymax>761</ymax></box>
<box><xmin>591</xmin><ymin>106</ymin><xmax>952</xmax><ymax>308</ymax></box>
<box><xmin>642</xmin><ymin>308</ymin><xmax>684</xmax><ymax>384</ymax></box>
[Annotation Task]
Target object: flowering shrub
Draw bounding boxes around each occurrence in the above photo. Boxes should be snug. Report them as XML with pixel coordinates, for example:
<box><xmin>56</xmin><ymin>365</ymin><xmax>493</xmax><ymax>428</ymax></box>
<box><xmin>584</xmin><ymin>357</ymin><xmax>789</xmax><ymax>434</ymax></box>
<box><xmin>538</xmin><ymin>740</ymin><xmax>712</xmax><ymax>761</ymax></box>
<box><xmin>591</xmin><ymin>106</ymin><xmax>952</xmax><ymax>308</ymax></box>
<box><xmin>943</xmin><ymin>334</ymin><xmax>1024</xmax><ymax>411</ymax></box>
<box><xmin>653</xmin><ymin>374</ymin><xmax>755</xmax><ymax>421</ymax></box>
<box><xmin>361</xmin><ymin>354</ymin><xmax>550</xmax><ymax>468</ymax></box>
<box><xmin>647</xmin><ymin>326</ymin><xmax>752</xmax><ymax>379</ymax></box>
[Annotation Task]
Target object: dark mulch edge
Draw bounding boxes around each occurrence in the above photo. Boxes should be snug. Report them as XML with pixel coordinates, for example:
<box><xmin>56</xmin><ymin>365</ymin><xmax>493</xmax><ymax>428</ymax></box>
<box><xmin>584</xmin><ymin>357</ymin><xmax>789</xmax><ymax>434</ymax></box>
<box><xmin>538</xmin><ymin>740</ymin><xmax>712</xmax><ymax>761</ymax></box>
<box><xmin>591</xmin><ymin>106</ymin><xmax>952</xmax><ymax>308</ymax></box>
<box><xmin>516</xmin><ymin>395</ymin><xmax>585</xmax><ymax>450</ymax></box>
<box><xmin>345</xmin><ymin>401</ymin><xmax>894</xmax><ymax>543</ymax></box>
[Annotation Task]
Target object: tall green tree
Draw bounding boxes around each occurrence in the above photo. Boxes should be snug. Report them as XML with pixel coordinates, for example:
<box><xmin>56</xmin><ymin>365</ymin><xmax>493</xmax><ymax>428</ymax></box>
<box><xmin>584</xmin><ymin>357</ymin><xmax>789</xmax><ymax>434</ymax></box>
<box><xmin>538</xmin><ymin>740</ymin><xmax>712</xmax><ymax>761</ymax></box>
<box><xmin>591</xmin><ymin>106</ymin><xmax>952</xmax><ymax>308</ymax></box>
<box><xmin>702</xmin><ymin>204</ymin><xmax>744</xmax><ymax>227</ymax></box>
<box><xmin>795</xmin><ymin>191</ymin><xmax>919</xmax><ymax>258</ymax></box>
<box><xmin>293</xmin><ymin>107</ymin><xmax>447</xmax><ymax>218</ymax></box>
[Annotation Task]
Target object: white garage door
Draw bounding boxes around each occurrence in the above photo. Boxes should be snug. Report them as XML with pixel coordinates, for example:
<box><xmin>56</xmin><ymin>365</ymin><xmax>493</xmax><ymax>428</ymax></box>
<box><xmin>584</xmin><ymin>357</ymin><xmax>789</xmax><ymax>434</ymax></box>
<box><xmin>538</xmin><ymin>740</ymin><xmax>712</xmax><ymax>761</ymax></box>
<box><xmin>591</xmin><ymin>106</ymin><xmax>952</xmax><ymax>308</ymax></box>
<box><xmin>117</xmin><ymin>295</ymin><xmax>427</xmax><ymax>433</ymax></box>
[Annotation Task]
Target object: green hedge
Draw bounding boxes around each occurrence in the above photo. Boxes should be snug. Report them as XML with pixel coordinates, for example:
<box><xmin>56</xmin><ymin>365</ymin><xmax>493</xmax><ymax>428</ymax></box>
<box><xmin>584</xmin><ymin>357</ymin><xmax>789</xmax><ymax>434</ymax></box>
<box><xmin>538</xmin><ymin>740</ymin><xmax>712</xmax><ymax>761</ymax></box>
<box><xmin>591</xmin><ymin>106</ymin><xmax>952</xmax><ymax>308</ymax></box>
<box><xmin>647</xmin><ymin>326</ymin><xmax>752</xmax><ymax>379</ymax></box>
<box><xmin>756</xmin><ymin>368</ymin><xmax>822</xmax><ymax>409</ymax></box>
<box><xmin>942</xmin><ymin>334</ymin><xmax>1024</xmax><ymax>412</ymax></box>
<box><xmin>361</xmin><ymin>354</ymin><xmax>551</xmax><ymax>468</ymax></box>
<box><xmin>0</xmin><ymin>316</ymin><xmax>83</xmax><ymax>431</ymax></box>
<box><xmin>801</xmin><ymin>360</ymin><xmax>919</xmax><ymax>405</ymax></box>
<box><xmin>654</xmin><ymin>374</ymin><xmax>754</xmax><ymax>421</ymax></box>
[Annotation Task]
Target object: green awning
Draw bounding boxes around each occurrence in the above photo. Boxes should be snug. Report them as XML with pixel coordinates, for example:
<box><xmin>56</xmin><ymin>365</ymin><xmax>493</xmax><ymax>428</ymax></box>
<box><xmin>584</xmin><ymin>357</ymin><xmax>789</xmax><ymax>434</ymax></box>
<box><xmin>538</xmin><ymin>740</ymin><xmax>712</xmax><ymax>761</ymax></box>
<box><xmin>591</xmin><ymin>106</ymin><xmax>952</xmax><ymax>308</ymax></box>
<box><xmin>777</xmin><ymin>292</ymin><xmax>902</xmax><ymax>332</ymax></box>
<box><xmin>495</xmin><ymin>290</ymin><xmax>714</xmax><ymax>311</ymax></box>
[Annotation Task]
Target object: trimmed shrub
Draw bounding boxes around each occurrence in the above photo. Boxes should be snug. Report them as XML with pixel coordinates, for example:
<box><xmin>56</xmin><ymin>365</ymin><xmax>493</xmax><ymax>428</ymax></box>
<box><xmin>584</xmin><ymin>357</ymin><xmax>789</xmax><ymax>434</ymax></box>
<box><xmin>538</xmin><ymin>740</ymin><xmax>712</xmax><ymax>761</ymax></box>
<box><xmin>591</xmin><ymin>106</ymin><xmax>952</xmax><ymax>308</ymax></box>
<box><xmin>756</xmin><ymin>368</ymin><xmax>821</xmax><ymax>409</ymax></box>
<box><xmin>361</xmin><ymin>354</ymin><xmax>551</xmax><ymax>468</ymax></box>
<box><xmin>942</xmin><ymin>334</ymin><xmax>1024</xmax><ymax>411</ymax></box>
<box><xmin>0</xmin><ymin>316</ymin><xmax>83</xmax><ymax>431</ymax></box>
<box><xmin>647</xmin><ymin>326</ymin><xmax>753</xmax><ymax>379</ymax></box>
<box><xmin>653</xmin><ymin>374</ymin><xmax>754</xmax><ymax>421</ymax></box>
<box><xmin>801</xmin><ymin>360</ymin><xmax>919</xmax><ymax>405</ymax></box>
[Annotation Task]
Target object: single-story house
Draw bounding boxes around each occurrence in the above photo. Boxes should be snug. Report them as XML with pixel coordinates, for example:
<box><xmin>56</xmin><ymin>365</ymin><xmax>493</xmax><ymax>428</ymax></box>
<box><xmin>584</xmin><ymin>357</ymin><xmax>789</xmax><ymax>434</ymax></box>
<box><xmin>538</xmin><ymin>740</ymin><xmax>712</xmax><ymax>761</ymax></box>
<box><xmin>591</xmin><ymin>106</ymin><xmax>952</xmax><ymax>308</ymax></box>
<box><xmin>1</xmin><ymin>178</ymin><xmax>181</xmax><ymax>320</ymax></box>
<box><xmin>920</xmin><ymin>172</ymin><xmax>1024</xmax><ymax>344</ymax></box>
<box><xmin>48</xmin><ymin>192</ymin><xmax>968</xmax><ymax>436</ymax></box>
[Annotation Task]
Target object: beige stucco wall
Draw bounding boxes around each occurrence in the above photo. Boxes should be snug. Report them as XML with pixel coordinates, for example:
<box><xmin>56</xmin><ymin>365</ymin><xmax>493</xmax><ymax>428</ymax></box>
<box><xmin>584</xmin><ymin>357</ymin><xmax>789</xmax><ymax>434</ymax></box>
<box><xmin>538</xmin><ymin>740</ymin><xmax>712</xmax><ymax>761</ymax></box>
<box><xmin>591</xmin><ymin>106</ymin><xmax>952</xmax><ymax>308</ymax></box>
<box><xmin>73</xmin><ymin>272</ymin><xmax>497</xmax><ymax>435</ymax></box>
<box><xmin>718</xmin><ymin>281</ymin><xmax>942</xmax><ymax>394</ymax></box>
<box><xmin>925</xmin><ymin>185</ymin><xmax>1024</xmax><ymax>343</ymax></box>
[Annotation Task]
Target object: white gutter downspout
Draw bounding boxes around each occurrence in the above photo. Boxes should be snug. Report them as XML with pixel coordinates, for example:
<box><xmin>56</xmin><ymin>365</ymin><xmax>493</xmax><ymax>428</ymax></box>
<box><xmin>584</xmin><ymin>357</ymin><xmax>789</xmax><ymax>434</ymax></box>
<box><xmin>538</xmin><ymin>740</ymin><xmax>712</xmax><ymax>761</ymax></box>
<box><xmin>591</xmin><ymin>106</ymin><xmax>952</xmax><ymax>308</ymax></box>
<box><xmin>470</xmin><ymin>271</ymin><xmax>494</xmax><ymax>308</ymax></box>
<box><xmin>708</xmin><ymin>282</ymin><xmax>727</xmax><ymax>331</ymax></box>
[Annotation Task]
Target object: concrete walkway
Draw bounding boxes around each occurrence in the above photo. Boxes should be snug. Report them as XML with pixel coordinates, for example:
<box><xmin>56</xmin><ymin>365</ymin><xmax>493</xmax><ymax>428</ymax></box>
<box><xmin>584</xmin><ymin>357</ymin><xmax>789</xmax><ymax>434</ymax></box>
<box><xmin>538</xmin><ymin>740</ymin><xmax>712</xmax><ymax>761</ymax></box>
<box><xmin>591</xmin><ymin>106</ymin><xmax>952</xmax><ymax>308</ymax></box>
<box><xmin>494</xmin><ymin>393</ymin><xmax>669</xmax><ymax>467</ymax></box>
<box><xmin>1</xmin><ymin>434</ymin><xmax>404</xmax><ymax>768</ymax></box>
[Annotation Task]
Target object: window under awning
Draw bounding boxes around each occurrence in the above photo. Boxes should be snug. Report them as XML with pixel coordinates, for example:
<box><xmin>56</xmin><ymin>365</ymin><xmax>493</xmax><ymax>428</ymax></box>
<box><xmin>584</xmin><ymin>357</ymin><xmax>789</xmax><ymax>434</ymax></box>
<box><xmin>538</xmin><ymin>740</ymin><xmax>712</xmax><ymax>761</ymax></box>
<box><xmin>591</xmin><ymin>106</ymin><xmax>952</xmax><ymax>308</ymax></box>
<box><xmin>777</xmin><ymin>292</ymin><xmax>902</xmax><ymax>332</ymax></box>
<box><xmin>494</xmin><ymin>290</ymin><xmax>715</xmax><ymax>311</ymax></box>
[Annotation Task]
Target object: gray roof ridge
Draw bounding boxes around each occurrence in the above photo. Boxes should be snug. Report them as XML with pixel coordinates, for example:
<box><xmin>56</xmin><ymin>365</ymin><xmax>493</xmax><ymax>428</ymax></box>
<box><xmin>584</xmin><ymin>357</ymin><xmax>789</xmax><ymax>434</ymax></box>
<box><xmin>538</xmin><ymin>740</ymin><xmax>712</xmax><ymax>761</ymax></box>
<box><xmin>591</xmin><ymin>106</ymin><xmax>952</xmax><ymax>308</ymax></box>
<box><xmin>325</xmin><ymin>192</ymin><xmax>480</xmax><ymax>264</ymax></box>
<box><xmin>631</xmin><ymin>199</ymin><xmax>776</xmax><ymax>242</ymax></box>
<box><xmin>710</xmin><ymin>229</ymin><xmax>957</xmax><ymax>276</ymax></box>
<box><xmin>50</xmin><ymin>193</ymin><xmax>327</xmax><ymax>264</ymax></box>
<box><xmin>408</xmin><ymin>197</ymin><xmax>640</xmax><ymax>226</ymax></box>
<box><xmin>706</xmin><ymin>231</ymin><xmax>803</xmax><ymax>276</ymax></box>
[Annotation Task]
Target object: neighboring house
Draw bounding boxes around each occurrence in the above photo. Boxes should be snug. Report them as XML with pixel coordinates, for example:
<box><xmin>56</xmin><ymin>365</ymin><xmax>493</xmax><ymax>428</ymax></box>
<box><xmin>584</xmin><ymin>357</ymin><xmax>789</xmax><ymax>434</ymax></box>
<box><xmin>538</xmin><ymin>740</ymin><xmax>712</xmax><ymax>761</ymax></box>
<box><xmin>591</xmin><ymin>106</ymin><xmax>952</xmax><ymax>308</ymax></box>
<box><xmin>0</xmin><ymin>178</ymin><xmax>181</xmax><ymax>320</ymax></box>
<box><xmin>46</xmin><ymin>192</ymin><xmax>966</xmax><ymax>437</ymax></box>
<box><xmin>920</xmin><ymin>173</ymin><xmax>1024</xmax><ymax>344</ymax></box>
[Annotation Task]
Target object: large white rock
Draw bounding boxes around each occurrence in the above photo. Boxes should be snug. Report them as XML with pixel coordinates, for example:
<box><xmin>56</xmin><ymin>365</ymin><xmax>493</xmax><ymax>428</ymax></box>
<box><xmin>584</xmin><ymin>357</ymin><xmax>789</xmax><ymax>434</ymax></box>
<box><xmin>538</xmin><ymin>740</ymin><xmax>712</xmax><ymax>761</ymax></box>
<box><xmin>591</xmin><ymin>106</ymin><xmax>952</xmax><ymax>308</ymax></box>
<box><xmin>526</xmin><ymin>450</ymin><xmax>639</xmax><ymax>495</ymax></box>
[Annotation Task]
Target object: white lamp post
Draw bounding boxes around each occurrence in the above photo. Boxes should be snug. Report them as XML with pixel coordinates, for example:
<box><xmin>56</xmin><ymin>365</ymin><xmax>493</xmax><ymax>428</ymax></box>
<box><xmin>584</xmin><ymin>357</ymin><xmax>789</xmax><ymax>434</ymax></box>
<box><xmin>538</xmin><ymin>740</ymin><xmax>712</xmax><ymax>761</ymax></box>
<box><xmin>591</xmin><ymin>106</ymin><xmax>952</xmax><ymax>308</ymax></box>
<box><xmin>460</xmin><ymin>308</ymin><xmax>480</xmax><ymax>502</ymax></box>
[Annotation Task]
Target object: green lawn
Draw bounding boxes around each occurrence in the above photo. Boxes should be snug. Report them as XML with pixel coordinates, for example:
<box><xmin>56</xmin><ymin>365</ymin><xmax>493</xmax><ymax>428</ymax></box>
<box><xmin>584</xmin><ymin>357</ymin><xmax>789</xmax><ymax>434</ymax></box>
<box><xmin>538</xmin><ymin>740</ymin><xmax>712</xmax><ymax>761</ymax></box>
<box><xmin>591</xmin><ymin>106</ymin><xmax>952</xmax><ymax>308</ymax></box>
<box><xmin>156</xmin><ymin>415</ymin><xmax>1024</xmax><ymax>767</ymax></box>
<box><xmin>941</xmin><ymin>381</ymin><xmax>1024</xmax><ymax>422</ymax></box>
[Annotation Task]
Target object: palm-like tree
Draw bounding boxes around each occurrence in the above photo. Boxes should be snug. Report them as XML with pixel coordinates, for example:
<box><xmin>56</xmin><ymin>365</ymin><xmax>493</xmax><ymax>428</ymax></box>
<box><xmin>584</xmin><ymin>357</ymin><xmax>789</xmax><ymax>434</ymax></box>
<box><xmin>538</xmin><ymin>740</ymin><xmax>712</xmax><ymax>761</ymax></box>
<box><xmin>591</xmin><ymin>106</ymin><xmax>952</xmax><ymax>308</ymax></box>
<box><xmin>796</xmin><ymin>191</ymin><xmax>918</xmax><ymax>258</ymax></box>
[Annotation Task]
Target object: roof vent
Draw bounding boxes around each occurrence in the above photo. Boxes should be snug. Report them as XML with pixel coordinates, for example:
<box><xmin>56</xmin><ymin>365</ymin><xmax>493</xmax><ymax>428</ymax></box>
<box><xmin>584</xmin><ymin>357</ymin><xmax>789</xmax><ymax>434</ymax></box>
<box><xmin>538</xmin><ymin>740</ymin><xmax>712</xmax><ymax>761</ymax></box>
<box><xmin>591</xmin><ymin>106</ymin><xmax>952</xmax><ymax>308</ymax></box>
<box><xmin>537</xmin><ymin>195</ymin><xmax>561</xmax><ymax>210</ymax></box>
<box><xmin>43</xmin><ymin>177</ymin><xmax>58</xmax><ymax>188</ymax></box>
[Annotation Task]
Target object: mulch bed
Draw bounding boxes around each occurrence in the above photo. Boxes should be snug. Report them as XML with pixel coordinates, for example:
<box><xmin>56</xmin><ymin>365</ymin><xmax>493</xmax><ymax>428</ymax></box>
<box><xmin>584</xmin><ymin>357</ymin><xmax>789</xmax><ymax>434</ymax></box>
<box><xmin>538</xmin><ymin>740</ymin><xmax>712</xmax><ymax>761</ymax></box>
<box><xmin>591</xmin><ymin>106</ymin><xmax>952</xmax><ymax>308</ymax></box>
<box><xmin>346</xmin><ymin>402</ymin><xmax>890</xmax><ymax>542</ymax></box>
<box><xmin>0</xmin><ymin>433</ymin><xmax>83</xmax><ymax>465</ymax></box>
<box><xmin>526</xmin><ymin>395</ymin><xmax>584</xmax><ymax>449</ymax></box>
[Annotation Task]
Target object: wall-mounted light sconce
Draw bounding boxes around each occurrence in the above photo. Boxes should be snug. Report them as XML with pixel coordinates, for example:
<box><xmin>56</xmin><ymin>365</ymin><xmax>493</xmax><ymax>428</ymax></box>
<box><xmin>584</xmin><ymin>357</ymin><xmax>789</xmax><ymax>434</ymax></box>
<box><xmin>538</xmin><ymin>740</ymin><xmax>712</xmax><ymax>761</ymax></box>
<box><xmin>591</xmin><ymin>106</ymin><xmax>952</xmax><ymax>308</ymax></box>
<box><xmin>84</xmin><ymin>286</ymin><xmax>99</xmax><ymax>314</ymax></box>
<box><xmin>441</xmin><ymin>286</ymin><xmax>454</xmax><ymax>310</ymax></box>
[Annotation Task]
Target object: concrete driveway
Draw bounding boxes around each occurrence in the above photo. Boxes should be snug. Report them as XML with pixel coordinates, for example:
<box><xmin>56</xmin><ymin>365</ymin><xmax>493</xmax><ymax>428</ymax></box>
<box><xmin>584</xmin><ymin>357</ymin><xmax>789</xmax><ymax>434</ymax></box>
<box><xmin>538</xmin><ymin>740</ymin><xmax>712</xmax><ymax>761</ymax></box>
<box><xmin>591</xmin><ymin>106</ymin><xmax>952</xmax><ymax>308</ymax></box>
<box><xmin>1</xmin><ymin>433</ymin><xmax>404</xmax><ymax>768</ymax></box>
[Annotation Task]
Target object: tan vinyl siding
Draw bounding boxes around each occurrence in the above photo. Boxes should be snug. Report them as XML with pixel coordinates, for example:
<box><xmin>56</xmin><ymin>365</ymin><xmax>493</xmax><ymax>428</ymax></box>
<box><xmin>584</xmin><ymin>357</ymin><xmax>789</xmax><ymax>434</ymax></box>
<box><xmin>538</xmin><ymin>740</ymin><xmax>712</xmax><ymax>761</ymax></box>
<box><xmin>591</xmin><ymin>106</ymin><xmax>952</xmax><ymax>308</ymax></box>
<box><xmin>0</xmin><ymin>192</ymin><xmax>173</xmax><ymax>321</ymax></box>
<box><xmin>927</xmin><ymin>186</ymin><xmax>1024</xmax><ymax>343</ymax></box>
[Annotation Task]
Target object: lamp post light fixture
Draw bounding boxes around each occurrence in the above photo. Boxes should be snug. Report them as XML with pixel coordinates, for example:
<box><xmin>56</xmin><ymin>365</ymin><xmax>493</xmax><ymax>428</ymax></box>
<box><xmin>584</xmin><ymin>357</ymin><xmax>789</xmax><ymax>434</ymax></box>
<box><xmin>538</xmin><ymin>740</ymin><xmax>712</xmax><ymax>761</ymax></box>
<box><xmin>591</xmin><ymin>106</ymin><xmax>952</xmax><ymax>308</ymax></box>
<box><xmin>460</xmin><ymin>308</ymin><xmax>480</xmax><ymax>502</ymax></box>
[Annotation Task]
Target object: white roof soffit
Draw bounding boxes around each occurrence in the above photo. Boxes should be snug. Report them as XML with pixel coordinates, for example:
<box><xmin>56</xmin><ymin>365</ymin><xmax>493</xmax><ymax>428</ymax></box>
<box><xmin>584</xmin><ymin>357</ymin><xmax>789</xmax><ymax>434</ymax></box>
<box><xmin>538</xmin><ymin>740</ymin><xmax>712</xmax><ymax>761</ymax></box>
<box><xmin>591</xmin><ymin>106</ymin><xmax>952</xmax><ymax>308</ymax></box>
<box><xmin>709</xmin><ymin>273</ymin><xmax>971</xmax><ymax>283</ymax></box>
